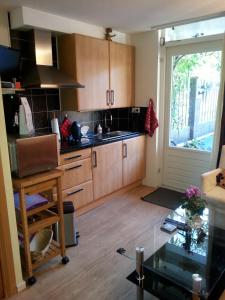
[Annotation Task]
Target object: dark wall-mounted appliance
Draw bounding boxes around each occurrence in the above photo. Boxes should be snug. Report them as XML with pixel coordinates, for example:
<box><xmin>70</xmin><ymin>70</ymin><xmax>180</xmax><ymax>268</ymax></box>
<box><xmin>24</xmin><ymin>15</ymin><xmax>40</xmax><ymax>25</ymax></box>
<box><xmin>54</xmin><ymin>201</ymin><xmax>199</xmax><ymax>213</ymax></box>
<box><xmin>0</xmin><ymin>45</ymin><xmax>20</xmax><ymax>81</ymax></box>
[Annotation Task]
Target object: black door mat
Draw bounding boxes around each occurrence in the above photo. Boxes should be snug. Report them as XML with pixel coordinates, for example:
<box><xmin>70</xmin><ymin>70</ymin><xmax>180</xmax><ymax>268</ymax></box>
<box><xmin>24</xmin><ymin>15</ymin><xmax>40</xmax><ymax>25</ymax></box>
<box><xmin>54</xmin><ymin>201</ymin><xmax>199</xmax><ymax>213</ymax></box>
<box><xmin>142</xmin><ymin>187</ymin><xmax>183</xmax><ymax>210</ymax></box>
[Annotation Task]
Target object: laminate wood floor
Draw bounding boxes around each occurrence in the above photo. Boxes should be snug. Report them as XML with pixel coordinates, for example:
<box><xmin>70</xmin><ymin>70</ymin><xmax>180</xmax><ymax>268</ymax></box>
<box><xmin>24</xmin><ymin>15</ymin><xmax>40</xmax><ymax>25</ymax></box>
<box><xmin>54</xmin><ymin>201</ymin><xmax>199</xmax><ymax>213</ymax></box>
<box><xmin>11</xmin><ymin>185</ymin><xmax>221</xmax><ymax>300</ymax></box>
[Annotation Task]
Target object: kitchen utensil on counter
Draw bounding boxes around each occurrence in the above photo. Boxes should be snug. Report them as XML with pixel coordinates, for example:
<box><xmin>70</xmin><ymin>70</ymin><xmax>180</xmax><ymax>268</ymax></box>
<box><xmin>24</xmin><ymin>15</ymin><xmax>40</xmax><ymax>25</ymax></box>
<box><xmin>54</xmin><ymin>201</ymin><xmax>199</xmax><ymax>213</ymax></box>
<box><xmin>51</xmin><ymin>112</ymin><xmax>60</xmax><ymax>141</ymax></box>
<box><xmin>81</xmin><ymin>125</ymin><xmax>89</xmax><ymax>137</ymax></box>
<box><xmin>71</xmin><ymin>121</ymin><xmax>81</xmax><ymax>141</ymax></box>
<box><xmin>19</xmin><ymin>97</ymin><xmax>34</xmax><ymax>136</ymax></box>
<box><xmin>97</xmin><ymin>124</ymin><xmax>103</xmax><ymax>134</ymax></box>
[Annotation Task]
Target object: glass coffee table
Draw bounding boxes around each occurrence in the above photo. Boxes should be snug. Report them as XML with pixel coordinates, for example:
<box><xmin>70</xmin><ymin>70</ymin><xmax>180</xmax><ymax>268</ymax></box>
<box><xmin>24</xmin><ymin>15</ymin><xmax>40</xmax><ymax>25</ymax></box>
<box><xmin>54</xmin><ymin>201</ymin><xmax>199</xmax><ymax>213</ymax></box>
<box><xmin>127</xmin><ymin>206</ymin><xmax>225</xmax><ymax>300</ymax></box>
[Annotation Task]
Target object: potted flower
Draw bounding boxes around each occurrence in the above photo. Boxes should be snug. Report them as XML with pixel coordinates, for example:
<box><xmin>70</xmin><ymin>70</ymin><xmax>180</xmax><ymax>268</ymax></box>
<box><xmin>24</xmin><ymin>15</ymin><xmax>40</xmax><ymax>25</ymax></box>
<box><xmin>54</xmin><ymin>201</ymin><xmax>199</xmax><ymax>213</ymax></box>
<box><xmin>182</xmin><ymin>185</ymin><xmax>206</xmax><ymax>221</ymax></box>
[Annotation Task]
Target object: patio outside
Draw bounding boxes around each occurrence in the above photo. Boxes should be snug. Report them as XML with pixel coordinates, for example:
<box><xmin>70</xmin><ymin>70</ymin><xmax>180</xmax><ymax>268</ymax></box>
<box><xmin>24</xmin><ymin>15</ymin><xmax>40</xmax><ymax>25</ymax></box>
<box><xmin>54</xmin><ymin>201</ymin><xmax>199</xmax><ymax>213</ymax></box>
<box><xmin>169</xmin><ymin>50</ymin><xmax>222</xmax><ymax>152</ymax></box>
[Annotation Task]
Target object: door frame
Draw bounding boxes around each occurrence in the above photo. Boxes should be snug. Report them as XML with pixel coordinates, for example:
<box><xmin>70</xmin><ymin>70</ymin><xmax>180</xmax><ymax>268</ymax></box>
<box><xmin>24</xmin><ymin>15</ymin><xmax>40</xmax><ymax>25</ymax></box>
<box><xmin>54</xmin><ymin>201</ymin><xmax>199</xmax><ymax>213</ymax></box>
<box><xmin>0</xmin><ymin>156</ymin><xmax>17</xmax><ymax>297</ymax></box>
<box><xmin>0</xmin><ymin>86</ymin><xmax>24</xmax><ymax>297</ymax></box>
<box><xmin>162</xmin><ymin>38</ymin><xmax>223</xmax><ymax>188</ymax></box>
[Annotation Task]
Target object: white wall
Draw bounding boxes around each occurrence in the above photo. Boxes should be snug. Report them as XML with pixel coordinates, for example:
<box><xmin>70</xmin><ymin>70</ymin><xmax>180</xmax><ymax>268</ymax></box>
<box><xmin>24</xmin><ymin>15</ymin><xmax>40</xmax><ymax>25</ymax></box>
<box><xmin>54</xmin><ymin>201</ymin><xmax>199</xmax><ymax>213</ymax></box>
<box><xmin>131</xmin><ymin>31</ymin><xmax>161</xmax><ymax>187</ymax></box>
<box><xmin>10</xmin><ymin>6</ymin><xmax>131</xmax><ymax>44</ymax></box>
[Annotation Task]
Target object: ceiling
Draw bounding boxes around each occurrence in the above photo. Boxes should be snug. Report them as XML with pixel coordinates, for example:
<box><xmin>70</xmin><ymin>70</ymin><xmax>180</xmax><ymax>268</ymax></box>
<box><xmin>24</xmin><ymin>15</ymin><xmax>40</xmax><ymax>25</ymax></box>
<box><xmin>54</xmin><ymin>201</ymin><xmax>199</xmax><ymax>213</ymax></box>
<box><xmin>1</xmin><ymin>0</ymin><xmax>225</xmax><ymax>32</ymax></box>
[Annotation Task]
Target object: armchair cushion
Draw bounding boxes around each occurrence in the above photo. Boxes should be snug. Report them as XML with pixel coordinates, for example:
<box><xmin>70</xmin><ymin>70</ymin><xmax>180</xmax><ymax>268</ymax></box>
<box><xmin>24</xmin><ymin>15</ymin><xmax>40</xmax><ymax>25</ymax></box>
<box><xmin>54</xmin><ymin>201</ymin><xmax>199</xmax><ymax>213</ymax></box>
<box><xmin>201</xmin><ymin>168</ymin><xmax>222</xmax><ymax>194</ymax></box>
<box><xmin>204</xmin><ymin>186</ymin><xmax>225</xmax><ymax>208</ymax></box>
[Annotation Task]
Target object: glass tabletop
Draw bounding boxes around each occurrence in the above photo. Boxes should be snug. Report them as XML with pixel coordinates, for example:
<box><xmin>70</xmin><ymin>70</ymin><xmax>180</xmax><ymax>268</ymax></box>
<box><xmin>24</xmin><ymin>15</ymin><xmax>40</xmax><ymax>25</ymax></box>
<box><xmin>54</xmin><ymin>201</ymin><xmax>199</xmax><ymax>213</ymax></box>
<box><xmin>128</xmin><ymin>206</ymin><xmax>225</xmax><ymax>300</ymax></box>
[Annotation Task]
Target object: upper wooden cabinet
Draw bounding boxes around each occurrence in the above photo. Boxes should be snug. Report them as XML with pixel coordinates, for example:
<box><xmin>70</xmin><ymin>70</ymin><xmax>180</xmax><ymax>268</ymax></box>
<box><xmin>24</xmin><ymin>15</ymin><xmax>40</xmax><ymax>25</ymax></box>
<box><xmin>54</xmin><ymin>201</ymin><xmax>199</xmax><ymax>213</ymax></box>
<box><xmin>110</xmin><ymin>42</ymin><xmax>135</xmax><ymax>108</ymax></box>
<box><xmin>58</xmin><ymin>34</ymin><xmax>135</xmax><ymax>111</ymax></box>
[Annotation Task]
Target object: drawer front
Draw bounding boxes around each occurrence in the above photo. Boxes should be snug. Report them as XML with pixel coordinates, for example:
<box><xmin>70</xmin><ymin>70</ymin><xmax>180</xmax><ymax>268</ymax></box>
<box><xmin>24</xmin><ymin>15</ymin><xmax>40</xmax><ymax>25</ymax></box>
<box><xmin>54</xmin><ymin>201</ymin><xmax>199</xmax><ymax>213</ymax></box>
<box><xmin>60</xmin><ymin>148</ymin><xmax>91</xmax><ymax>165</ymax></box>
<box><xmin>62</xmin><ymin>181</ymin><xmax>93</xmax><ymax>209</ymax></box>
<box><xmin>59</xmin><ymin>158</ymin><xmax>92</xmax><ymax>190</ymax></box>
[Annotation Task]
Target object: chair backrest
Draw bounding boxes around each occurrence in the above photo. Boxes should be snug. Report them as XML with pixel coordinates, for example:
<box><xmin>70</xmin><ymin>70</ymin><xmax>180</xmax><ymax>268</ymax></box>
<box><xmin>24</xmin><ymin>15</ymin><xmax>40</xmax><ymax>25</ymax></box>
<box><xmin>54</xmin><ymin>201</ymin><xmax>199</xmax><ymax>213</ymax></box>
<box><xmin>219</xmin><ymin>145</ymin><xmax>225</xmax><ymax>168</ymax></box>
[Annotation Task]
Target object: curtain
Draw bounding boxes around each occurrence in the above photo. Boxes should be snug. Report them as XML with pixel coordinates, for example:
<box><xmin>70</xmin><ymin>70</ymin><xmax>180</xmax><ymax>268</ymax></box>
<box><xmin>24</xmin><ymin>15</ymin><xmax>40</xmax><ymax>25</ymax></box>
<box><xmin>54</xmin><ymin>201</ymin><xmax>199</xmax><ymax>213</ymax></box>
<box><xmin>210</xmin><ymin>34</ymin><xmax>225</xmax><ymax>168</ymax></box>
<box><xmin>217</xmin><ymin>83</ymin><xmax>225</xmax><ymax>166</ymax></box>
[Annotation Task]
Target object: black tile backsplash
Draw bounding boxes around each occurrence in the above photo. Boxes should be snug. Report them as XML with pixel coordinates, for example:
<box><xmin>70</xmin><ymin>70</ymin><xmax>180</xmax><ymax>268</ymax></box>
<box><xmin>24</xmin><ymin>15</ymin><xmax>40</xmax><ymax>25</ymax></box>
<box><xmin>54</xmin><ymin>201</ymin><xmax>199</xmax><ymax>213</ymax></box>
<box><xmin>64</xmin><ymin>107</ymin><xmax>147</xmax><ymax>135</ymax></box>
<box><xmin>47</xmin><ymin>94</ymin><xmax>60</xmax><ymax>111</ymax></box>
<box><xmin>32</xmin><ymin>95</ymin><xmax>47</xmax><ymax>112</ymax></box>
<box><xmin>8</xmin><ymin>29</ymin><xmax>147</xmax><ymax>134</ymax></box>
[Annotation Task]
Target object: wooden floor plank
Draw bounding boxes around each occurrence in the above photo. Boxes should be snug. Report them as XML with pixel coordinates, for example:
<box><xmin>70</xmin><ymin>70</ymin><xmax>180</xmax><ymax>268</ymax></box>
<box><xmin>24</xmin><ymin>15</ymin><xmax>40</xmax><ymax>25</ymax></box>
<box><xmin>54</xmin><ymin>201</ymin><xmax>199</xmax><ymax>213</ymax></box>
<box><xmin>8</xmin><ymin>185</ymin><xmax>198</xmax><ymax>300</ymax></box>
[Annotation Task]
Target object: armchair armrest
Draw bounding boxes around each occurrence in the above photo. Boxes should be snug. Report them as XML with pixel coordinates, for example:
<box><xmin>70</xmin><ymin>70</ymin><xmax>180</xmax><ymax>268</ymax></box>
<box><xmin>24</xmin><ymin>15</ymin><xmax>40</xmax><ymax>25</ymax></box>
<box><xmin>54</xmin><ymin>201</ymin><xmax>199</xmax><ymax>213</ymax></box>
<box><xmin>201</xmin><ymin>168</ymin><xmax>222</xmax><ymax>194</ymax></box>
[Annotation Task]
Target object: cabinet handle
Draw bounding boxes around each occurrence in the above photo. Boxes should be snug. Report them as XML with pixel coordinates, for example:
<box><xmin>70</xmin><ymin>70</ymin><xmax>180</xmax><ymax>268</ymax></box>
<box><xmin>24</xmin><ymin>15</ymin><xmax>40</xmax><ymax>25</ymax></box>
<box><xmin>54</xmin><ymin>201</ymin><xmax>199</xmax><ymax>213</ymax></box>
<box><xmin>92</xmin><ymin>151</ymin><xmax>97</xmax><ymax>168</ymax></box>
<box><xmin>111</xmin><ymin>90</ymin><xmax>115</xmax><ymax>105</ymax></box>
<box><xmin>65</xmin><ymin>164</ymin><xmax>82</xmax><ymax>171</ymax></box>
<box><xmin>64</xmin><ymin>154</ymin><xmax>82</xmax><ymax>161</ymax></box>
<box><xmin>123</xmin><ymin>144</ymin><xmax>127</xmax><ymax>158</ymax></box>
<box><xmin>67</xmin><ymin>188</ymin><xmax>84</xmax><ymax>196</ymax></box>
<box><xmin>106</xmin><ymin>90</ymin><xmax>110</xmax><ymax>106</ymax></box>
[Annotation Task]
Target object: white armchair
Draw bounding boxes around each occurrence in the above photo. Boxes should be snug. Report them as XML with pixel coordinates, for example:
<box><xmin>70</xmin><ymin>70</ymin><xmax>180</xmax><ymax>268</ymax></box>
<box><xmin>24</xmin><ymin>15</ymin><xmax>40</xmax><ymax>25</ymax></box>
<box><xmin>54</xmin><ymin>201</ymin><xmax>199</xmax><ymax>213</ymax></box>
<box><xmin>201</xmin><ymin>145</ymin><xmax>225</xmax><ymax>208</ymax></box>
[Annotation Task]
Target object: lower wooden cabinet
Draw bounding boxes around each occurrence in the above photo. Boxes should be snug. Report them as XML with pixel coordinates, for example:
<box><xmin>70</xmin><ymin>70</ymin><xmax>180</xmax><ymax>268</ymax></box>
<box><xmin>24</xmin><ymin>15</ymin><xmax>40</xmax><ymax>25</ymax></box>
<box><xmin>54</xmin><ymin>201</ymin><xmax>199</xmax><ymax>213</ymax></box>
<box><xmin>62</xmin><ymin>181</ymin><xmax>93</xmax><ymax>209</ymax></box>
<box><xmin>92</xmin><ymin>141</ymin><xmax>123</xmax><ymax>200</ymax></box>
<box><xmin>122</xmin><ymin>136</ymin><xmax>146</xmax><ymax>186</ymax></box>
<box><xmin>59</xmin><ymin>148</ymin><xmax>93</xmax><ymax>210</ymax></box>
<box><xmin>59</xmin><ymin>158</ymin><xmax>92</xmax><ymax>190</ymax></box>
<box><xmin>59</xmin><ymin>136</ymin><xmax>146</xmax><ymax>211</ymax></box>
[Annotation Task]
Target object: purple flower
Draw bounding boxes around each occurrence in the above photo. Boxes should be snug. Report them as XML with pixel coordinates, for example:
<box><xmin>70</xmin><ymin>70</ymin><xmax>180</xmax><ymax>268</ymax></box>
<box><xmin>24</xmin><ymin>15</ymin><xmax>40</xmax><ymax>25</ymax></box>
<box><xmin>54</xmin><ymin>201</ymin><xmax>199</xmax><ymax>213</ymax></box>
<box><xmin>185</xmin><ymin>185</ymin><xmax>201</xmax><ymax>199</ymax></box>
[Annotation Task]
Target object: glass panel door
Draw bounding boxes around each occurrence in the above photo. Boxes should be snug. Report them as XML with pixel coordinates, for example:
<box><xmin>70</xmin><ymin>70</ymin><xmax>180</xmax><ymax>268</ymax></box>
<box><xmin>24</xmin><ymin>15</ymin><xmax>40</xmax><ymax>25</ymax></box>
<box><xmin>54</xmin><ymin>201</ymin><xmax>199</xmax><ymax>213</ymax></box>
<box><xmin>169</xmin><ymin>50</ymin><xmax>222</xmax><ymax>152</ymax></box>
<box><xmin>162</xmin><ymin>40</ymin><xmax>223</xmax><ymax>190</ymax></box>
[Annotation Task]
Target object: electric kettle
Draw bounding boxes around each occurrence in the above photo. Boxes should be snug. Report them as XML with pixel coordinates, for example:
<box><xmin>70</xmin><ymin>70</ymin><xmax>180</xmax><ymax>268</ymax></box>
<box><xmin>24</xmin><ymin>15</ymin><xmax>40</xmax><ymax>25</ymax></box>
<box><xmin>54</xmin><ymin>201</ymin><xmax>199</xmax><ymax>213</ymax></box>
<box><xmin>71</xmin><ymin>121</ymin><xmax>81</xmax><ymax>141</ymax></box>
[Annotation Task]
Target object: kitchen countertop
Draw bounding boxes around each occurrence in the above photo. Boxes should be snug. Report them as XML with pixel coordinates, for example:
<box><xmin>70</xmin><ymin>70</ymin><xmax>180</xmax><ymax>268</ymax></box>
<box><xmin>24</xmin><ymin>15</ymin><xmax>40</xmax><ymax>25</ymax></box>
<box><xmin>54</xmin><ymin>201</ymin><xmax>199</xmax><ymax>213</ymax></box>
<box><xmin>60</xmin><ymin>131</ymin><xmax>145</xmax><ymax>154</ymax></box>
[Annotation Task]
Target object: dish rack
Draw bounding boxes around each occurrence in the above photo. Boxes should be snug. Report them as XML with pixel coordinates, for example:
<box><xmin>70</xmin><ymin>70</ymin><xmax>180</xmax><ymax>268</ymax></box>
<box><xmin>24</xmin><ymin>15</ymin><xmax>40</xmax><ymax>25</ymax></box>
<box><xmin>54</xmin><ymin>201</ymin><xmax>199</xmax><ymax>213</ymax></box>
<box><xmin>13</xmin><ymin>169</ymin><xmax>69</xmax><ymax>286</ymax></box>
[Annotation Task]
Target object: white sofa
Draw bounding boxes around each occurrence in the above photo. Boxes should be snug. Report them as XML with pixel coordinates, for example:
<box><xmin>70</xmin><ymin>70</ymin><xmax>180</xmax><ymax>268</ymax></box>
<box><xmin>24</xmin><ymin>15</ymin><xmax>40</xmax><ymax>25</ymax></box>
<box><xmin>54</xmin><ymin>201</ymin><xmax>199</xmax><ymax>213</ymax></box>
<box><xmin>201</xmin><ymin>145</ymin><xmax>225</xmax><ymax>208</ymax></box>
<box><xmin>201</xmin><ymin>146</ymin><xmax>225</xmax><ymax>228</ymax></box>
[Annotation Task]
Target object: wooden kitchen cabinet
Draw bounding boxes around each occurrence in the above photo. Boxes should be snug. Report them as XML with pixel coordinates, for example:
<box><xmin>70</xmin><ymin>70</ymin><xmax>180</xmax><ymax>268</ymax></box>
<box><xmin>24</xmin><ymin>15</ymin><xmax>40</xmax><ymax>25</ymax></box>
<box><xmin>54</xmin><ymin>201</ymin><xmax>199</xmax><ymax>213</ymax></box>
<box><xmin>60</xmin><ymin>148</ymin><xmax>91</xmax><ymax>165</ymax></box>
<box><xmin>58</xmin><ymin>34</ymin><xmax>135</xmax><ymax>111</ymax></box>
<box><xmin>59</xmin><ymin>158</ymin><xmax>92</xmax><ymax>190</ymax></box>
<box><xmin>110</xmin><ymin>42</ymin><xmax>135</xmax><ymax>108</ymax></box>
<box><xmin>58</xmin><ymin>34</ymin><xmax>109</xmax><ymax>111</ymax></box>
<box><xmin>122</xmin><ymin>135</ymin><xmax>146</xmax><ymax>186</ymax></box>
<box><xmin>92</xmin><ymin>141</ymin><xmax>123</xmax><ymax>199</ymax></box>
<box><xmin>62</xmin><ymin>181</ymin><xmax>93</xmax><ymax>209</ymax></box>
<box><xmin>59</xmin><ymin>148</ymin><xmax>94</xmax><ymax>210</ymax></box>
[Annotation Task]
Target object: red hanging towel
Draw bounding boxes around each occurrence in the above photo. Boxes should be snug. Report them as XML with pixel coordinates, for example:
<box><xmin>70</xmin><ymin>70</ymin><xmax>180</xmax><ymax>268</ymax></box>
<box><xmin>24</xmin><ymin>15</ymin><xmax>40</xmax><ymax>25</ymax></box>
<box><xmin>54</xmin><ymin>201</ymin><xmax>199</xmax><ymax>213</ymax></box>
<box><xmin>60</xmin><ymin>116</ymin><xmax>72</xmax><ymax>138</ymax></box>
<box><xmin>145</xmin><ymin>99</ymin><xmax>159</xmax><ymax>137</ymax></box>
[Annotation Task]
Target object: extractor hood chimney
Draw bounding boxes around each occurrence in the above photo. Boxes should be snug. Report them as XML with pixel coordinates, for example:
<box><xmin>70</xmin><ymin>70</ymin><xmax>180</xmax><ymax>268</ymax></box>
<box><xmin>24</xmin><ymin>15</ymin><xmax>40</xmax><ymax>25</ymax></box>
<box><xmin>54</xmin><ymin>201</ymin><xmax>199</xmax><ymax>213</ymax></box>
<box><xmin>22</xmin><ymin>30</ymin><xmax>84</xmax><ymax>89</ymax></box>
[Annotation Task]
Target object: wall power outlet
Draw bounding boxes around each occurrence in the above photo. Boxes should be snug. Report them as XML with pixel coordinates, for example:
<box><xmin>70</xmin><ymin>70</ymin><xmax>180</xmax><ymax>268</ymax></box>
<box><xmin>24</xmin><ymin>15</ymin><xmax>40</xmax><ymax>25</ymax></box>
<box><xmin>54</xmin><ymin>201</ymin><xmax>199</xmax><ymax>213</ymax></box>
<box><xmin>132</xmin><ymin>107</ymin><xmax>140</xmax><ymax>113</ymax></box>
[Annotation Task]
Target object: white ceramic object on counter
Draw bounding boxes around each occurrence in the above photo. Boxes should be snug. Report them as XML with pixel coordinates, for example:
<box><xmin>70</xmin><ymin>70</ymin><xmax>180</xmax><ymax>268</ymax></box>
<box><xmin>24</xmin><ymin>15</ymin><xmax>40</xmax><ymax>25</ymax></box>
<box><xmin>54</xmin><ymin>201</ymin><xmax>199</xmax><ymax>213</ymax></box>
<box><xmin>81</xmin><ymin>125</ymin><xmax>89</xmax><ymax>137</ymax></box>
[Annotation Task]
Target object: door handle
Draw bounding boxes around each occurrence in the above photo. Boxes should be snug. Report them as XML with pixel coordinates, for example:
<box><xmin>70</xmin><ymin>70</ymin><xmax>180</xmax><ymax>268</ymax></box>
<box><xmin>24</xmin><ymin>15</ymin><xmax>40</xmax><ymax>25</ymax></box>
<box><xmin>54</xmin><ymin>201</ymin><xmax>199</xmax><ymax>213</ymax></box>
<box><xmin>123</xmin><ymin>144</ymin><xmax>127</xmax><ymax>158</ymax></box>
<box><xmin>92</xmin><ymin>151</ymin><xmax>97</xmax><ymax>168</ymax></box>
<box><xmin>65</xmin><ymin>164</ymin><xmax>82</xmax><ymax>171</ymax></box>
<box><xmin>64</xmin><ymin>154</ymin><xmax>82</xmax><ymax>161</ymax></box>
<box><xmin>111</xmin><ymin>90</ymin><xmax>115</xmax><ymax>105</ymax></box>
<box><xmin>106</xmin><ymin>90</ymin><xmax>110</xmax><ymax>106</ymax></box>
<box><xmin>67</xmin><ymin>188</ymin><xmax>84</xmax><ymax>196</ymax></box>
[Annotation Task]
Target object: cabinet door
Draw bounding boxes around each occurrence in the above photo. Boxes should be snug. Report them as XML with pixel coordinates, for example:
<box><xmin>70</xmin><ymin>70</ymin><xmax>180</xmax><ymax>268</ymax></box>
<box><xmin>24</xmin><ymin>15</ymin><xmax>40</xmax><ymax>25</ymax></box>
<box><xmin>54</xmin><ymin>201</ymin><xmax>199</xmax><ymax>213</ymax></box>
<box><xmin>59</xmin><ymin>34</ymin><xmax>109</xmax><ymax>111</ymax></box>
<box><xmin>123</xmin><ymin>136</ymin><xmax>146</xmax><ymax>186</ymax></box>
<box><xmin>110</xmin><ymin>42</ymin><xmax>135</xmax><ymax>108</ymax></box>
<box><xmin>92</xmin><ymin>142</ymin><xmax>123</xmax><ymax>199</ymax></box>
<box><xmin>75</xmin><ymin>34</ymin><xmax>110</xmax><ymax>111</ymax></box>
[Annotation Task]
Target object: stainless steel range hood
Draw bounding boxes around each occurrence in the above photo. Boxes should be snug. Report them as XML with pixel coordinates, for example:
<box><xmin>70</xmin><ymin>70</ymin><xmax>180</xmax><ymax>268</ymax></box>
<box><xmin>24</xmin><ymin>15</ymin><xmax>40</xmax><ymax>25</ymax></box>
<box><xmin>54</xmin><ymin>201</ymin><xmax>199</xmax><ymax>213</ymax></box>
<box><xmin>22</xmin><ymin>30</ymin><xmax>84</xmax><ymax>89</ymax></box>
